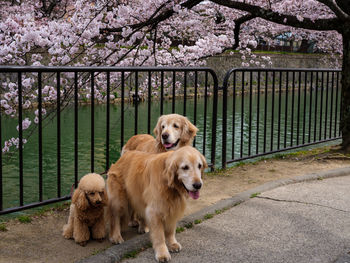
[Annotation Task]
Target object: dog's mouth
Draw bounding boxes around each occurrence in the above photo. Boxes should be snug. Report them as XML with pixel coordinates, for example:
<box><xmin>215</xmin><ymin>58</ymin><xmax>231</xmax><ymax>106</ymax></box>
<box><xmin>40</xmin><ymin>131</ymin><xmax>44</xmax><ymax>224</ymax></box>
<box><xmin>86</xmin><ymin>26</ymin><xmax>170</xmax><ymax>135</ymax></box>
<box><xmin>162</xmin><ymin>139</ymin><xmax>180</xmax><ymax>150</ymax></box>
<box><xmin>182</xmin><ymin>183</ymin><xmax>200</xmax><ymax>200</ymax></box>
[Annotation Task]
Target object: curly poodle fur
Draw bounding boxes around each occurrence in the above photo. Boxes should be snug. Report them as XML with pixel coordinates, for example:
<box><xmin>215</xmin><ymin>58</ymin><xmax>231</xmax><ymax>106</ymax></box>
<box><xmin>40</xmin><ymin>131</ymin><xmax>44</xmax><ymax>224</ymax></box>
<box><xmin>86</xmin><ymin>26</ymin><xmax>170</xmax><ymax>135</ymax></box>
<box><xmin>62</xmin><ymin>173</ymin><xmax>108</xmax><ymax>246</ymax></box>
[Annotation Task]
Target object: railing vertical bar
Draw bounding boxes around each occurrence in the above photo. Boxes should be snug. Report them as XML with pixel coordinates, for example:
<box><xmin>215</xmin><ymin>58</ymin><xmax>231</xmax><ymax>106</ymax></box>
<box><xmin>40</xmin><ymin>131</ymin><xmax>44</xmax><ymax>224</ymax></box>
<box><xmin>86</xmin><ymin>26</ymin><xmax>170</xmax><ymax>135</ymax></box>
<box><xmin>240</xmin><ymin>71</ymin><xmax>245</xmax><ymax>158</ymax></box>
<box><xmin>277</xmin><ymin>71</ymin><xmax>282</xmax><ymax>150</ymax></box>
<box><xmin>319</xmin><ymin>72</ymin><xmax>324</xmax><ymax>141</ymax></box>
<box><xmin>134</xmin><ymin>72</ymin><xmax>138</xmax><ymax>135</ymax></box>
<box><xmin>291</xmin><ymin>71</ymin><xmax>295</xmax><ymax>146</ymax></box>
<box><xmin>270</xmin><ymin>71</ymin><xmax>275</xmax><ymax>151</ymax></box>
<box><xmin>256</xmin><ymin>71</ymin><xmax>260</xmax><ymax>154</ymax></box>
<box><xmin>232</xmin><ymin>72</ymin><xmax>236</xmax><ymax>159</ymax></box>
<box><xmin>57</xmin><ymin>72</ymin><xmax>61</xmax><ymax>196</ymax></box>
<box><xmin>334</xmin><ymin>71</ymin><xmax>339</xmax><ymax>137</ymax></box>
<box><xmin>202</xmin><ymin>71</ymin><xmax>208</xmax><ymax>156</ymax></box>
<box><xmin>160</xmin><ymin>71</ymin><xmax>164</xmax><ymax>115</ymax></box>
<box><xmin>222</xmin><ymin>71</ymin><xmax>228</xmax><ymax>169</ymax></box>
<box><xmin>324</xmin><ymin>72</ymin><xmax>329</xmax><ymax>139</ymax></box>
<box><xmin>106</xmin><ymin>71</ymin><xmax>110</xmax><ymax>171</ymax></box>
<box><xmin>38</xmin><ymin>72</ymin><xmax>43</xmax><ymax>201</ymax></box>
<box><xmin>193</xmin><ymin>70</ymin><xmax>198</xmax><ymax>147</ymax></box>
<box><xmin>183</xmin><ymin>71</ymin><xmax>187</xmax><ymax>116</ymax></box>
<box><xmin>248</xmin><ymin>71</ymin><xmax>252</xmax><ymax>156</ymax></box>
<box><xmin>302</xmin><ymin>71</ymin><xmax>307</xmax><ymax>145</ymax></box>
<box><xmin>211</xmin><ymin>71</ymin><xmax>218</xmax><ymax>171</ymax></box>
<box><xmin>121</xmin><ymin>72</ymin><xmax>125</xmax><ymax>147</ymax></box>
<box><xmin>147</xmin><ymin>71</ymin><xmax>152</xmax><ymax>134</ymax></box>
<box><xmin>329</xmin><ymin>71</ymin><xmax>334</xmax><ymax>137</ymax></box>
<box><xmin>284</xmin><ymin>71</ymin><xmax>289</xmax><ymax>148</ymax></box>
<box><xmin>90</xmin><ymin>72</ymin><xmax>94</xmax><ymax>173</ymax></box>
<box><xmin>339</xmin><ymin>72</ymin><xmax>342</xmax><ymax>137</ymax></box>
<box><xmin>172</xmin><ymin>71</ymin><xmax>176</xmax><ymax>113</ymax></box>
<box><xmin>297</xmin><ymin>71</ymin><xmax>301</xmax><ymax>145</ymax></box>
<box><xmin>18</xmin><ymin>72</ymin><xmax>23</xmax><ymax>206</ymax></box>
<box><xmin>313</xmin><ymin>71</ymin><xmax>318</xmax><ymax>141</ymax></box>
<box><xmin>263</xmin><ymin>71</ymin><xmax>268</xmax><ymax>153</ymax></box>
<box><xmin>308</xmin><ymin>71</ymin><xmax>313</xmax><ymax>143</ymax></box>
<box><xmin>0</xmin><ymin>87</ymin><xmax>2</xmax><ymax>210</ymax></box>
<box><xmin>74</xmin><ymin>72</ymin><xmax>78</xmax><ymax>187</ymax></box>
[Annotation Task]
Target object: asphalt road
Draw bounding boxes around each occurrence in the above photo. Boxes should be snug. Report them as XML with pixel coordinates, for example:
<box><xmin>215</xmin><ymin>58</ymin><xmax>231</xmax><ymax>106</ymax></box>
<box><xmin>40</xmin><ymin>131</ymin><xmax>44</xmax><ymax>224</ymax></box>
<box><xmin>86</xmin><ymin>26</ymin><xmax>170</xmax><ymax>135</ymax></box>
<box><xmin>122</xmin><ymin>175</ymin><xmax>350</xmax><ymax>263</ymax></box>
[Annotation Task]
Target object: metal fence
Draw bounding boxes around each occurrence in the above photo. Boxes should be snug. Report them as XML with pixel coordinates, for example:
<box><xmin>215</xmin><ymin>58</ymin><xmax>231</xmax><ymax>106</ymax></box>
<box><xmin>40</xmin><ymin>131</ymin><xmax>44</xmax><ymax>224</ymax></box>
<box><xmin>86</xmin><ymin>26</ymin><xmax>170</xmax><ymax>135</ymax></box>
<box><xmin>0</xmin><ymin>66</ymin><xmax>218</xmax><ymax>215</ymax></box>
<box><xmin>221</xmin><ymin>68</ymin><xmax>342</xmax><ymax>168</ymax></box>
<box><xmin>0</xmin><ymin>66</ymin><xmax>343</xmax><ymax>215</ymax></box>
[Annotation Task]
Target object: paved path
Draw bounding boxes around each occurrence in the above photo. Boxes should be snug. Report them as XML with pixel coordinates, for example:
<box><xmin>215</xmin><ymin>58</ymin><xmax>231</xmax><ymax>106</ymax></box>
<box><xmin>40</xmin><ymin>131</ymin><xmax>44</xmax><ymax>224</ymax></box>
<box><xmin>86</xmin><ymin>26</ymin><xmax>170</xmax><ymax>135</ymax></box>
<box><xmin>122</xmin><ymin>175</ymin><xmax>350</xmax><ymax>263</ymax></box>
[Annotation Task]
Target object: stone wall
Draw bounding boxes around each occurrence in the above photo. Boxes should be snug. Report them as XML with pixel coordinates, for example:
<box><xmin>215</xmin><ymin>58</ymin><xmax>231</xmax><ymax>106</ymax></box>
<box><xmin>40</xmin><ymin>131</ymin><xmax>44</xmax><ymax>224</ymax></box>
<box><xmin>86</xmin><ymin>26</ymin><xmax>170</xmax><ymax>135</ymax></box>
<box><xmin>206</xmin><ymin>52</ymin><xmax>338</xmax><ymax>83</ymax></box>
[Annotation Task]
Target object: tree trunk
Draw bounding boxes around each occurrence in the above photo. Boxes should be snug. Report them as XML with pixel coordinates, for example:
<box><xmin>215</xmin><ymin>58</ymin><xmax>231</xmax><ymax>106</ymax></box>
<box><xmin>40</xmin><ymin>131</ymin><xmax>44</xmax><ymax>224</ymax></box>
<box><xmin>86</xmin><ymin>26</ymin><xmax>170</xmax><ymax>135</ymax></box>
<box><xmin>341</xmin><ymin>29</ymin><xmax>350</xmax><ymax>152</ymax></box>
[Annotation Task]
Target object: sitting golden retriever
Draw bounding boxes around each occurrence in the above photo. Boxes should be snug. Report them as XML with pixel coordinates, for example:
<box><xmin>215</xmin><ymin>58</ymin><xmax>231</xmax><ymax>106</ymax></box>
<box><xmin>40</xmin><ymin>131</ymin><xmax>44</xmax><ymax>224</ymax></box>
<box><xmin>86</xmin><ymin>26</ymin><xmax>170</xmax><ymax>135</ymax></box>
<box><xmin>121</xmin><ymin>114</ymin><xmax>198</xmax><ymax>154</ymax></box>
<box><xmin>107</xmin><ymin>146</ymin><xmax>207</xmax><ymax>262</ymax></box>
<box><xmin>62</xmin><ymin>173</ymin><xmax>108</xmax><ymax>246</ymax></box>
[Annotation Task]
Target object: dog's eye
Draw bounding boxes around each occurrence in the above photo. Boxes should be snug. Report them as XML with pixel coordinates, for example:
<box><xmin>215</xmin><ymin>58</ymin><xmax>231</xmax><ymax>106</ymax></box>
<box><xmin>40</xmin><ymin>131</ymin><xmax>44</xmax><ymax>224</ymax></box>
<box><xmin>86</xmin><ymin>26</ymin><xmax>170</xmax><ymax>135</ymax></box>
<box><xmin>182</xmin><ymin>165</ymin><xmax>189</xmax><ymax>170</ymax></box>
<box><xmin>173</xmin><ymin>123</ymin><xmax>179</xmax><ymax>128</ymax></box>
<box><xmin>162</xmin><ymin>125</ymin><xmax>165</xmax><ymax>129</ymax></box>
<box><xmin>100</xmin><ymin>191</ymin><xmax>104</xmax><ymax>196</ymax></box>
<box><xmin>89</xmin><ymin>192</ymin><xmax>95</xmax><ymax>196</ymax></box>
<box><xmin>198</xmin><ymin>164</ymin><xmax>202</xmax><ymax>169</ymax></box>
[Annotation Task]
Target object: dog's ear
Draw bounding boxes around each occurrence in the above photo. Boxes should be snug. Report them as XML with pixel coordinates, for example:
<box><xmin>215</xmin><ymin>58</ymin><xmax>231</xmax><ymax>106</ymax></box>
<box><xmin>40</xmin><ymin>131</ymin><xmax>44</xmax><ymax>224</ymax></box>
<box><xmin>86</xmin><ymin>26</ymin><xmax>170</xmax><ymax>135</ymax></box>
<box><xmin>153</xmin><ymin>116</ymin><xmax>163</xmax><ymax>142</ymax></box>
<box><xmin>72</xmin><ymin>188</ymin><xmax>89</xmax><ymax>211</ymax></box>
<box><xmin>200</xmin><ymin>153</ymin><xmax>208</xmax><ymax>170</ymax></box>
<box><xmin>154</xmin><ymin>116</ymin><xmax>164</xmax><ymax>150</ymax></box>
<box><xmin>181</xmin><ymin>117</ymin><xmax>198</xmax><ymax>145</ymax></box>
<box><xmin>164</xmin><ymin>156</ymin><xmax>178</xmax><ymax>188</ymax></box>
<box><xmin>102</xmin><ymin>188</ymin><xmax>108</xmax><ymax>205</ymax></box>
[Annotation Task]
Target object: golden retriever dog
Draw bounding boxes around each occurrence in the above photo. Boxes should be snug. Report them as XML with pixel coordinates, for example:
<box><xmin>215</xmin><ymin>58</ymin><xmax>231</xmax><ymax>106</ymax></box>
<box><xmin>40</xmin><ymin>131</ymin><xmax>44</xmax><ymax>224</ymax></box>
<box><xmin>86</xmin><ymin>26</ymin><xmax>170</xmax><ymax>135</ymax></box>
<box><xmin>62</xmin><ymin>173</ymin><xmax>108</xmax><ymax>246</ymax></box>
<box><xmin>107</xmin><ymin>146</ymin><xmax>207</xmax><ymax>262</ymax></box>
<box><xmin>121</xmin><ymin>114</ymin><xmax>198</xmax><ymax>154</ymax></box>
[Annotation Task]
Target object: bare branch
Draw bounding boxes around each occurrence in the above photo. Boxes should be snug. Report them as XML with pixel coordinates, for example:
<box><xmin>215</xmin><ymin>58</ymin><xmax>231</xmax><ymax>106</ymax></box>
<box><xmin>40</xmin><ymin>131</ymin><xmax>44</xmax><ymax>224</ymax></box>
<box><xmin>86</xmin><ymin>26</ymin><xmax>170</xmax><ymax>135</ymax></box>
<box><xmin>335</xmin><ymin>0</ymin><xmax>350</xmax><ymax>16</ymax></box>
<box><xmin>101</xmin><ymin>0</ymin><xmax>203</xmax><ymax>34</ymax></box>
<box><xmin>210</xmin><ymin>0</ymin><xmax>341</xmax><ymax>31</ymax></box>
<box><xmin>317</xmin><ymin>0</ymin><xmax>349</xmax><ymax>19</ymax></box>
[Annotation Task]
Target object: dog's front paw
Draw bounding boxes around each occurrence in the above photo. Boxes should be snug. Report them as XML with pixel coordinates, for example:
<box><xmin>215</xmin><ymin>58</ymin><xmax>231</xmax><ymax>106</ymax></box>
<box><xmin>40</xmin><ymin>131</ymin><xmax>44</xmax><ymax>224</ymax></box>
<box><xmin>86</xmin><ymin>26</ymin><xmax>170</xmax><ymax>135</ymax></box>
<box><xmin>168</xmin><ymin>242</ymin><xmax>182</xmax><ymax>253</ymax></box>
<box><xmin>77</xmin><ymin>240</ymin><xmax>88</xmax><ymax>247</ymax></box>
<box><xmin>128</xmin><ymin>220</ymin><xmax>139</xmax><ymax>227</ymax></box>
<box><xmin>95</xmin><ymin>238</ymin><xmax>105</xmax><ymax>243</ymax></box>
<box><xmin>137</xmin><ymin>225</ymin><xmax>149</xmax><ymax>234</ymax></box>
<box><xmin>109</xmin><ymin>235</ymin><xmax>124</xmax><ymax>244</ymax></box>
<box><xmin>155</xmin><ymin>251</ymin><xmax>171</xmax><ymax>262</ymax></box>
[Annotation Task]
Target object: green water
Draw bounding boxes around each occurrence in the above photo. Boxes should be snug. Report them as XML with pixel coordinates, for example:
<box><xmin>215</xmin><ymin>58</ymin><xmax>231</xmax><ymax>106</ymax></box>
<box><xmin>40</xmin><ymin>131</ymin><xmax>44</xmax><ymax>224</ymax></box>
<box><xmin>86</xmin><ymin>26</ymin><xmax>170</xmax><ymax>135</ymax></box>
<box><xmin>1</xmin><ymin>90</ymin><xmax>340</xmax><ymax>210</ymax></box>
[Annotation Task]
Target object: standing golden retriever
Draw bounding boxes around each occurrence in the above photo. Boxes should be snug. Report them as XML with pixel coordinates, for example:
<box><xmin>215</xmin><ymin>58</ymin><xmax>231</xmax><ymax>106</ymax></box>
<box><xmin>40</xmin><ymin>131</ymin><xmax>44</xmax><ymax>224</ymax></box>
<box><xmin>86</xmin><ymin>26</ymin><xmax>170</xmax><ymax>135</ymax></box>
<box><xmin>62</xmin><ymin>173</ymin><xmax>108</xmax><ymax>246</ymax></box>
<box><xmin>121</xmin><ymin>114</ymin><xmax>198</xmax><ymax>154</ymax></box>
<box><xmin>107</xmin><ymin>146</ymin><xmax>207</xmax><ymax>262</ymax></box>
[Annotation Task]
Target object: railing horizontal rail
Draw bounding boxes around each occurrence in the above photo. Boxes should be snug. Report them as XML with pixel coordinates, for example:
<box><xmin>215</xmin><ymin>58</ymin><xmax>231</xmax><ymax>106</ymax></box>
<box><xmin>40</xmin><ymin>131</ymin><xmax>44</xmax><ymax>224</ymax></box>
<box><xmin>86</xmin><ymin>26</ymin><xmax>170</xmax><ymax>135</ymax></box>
<box><xmin>0</xmin><ymin>66</ymin><xmax>218</xmax><ymax>215</ymax></box>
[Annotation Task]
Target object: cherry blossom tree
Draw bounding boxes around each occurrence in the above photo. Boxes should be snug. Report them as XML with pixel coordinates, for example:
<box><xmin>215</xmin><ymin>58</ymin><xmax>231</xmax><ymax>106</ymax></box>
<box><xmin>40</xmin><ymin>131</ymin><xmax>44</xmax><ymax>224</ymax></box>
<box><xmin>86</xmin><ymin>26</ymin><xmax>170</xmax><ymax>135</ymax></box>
<box><xmin>1</xmin><ymin>0</ymin><xmax>349</xmax><ymax>151</ymax></box>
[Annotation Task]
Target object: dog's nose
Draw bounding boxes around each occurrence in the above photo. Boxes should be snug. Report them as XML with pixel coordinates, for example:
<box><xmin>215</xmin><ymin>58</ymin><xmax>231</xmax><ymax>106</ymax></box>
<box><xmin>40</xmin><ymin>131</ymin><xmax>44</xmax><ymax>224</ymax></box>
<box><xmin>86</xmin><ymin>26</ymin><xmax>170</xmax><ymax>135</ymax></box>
<box><xmin>96</xmin><ymin>200</ymin><xmax>101</xmax><ymax>204</ymax></box>
<box><xmin>162</xmin><ymin>133</ymin><xmax>169</xmax><ymax>140</ymax></box>
<box><xmin>193</xmin><ymin>182</ymin><xmax>202</xmax><ymax>190</ymax></box>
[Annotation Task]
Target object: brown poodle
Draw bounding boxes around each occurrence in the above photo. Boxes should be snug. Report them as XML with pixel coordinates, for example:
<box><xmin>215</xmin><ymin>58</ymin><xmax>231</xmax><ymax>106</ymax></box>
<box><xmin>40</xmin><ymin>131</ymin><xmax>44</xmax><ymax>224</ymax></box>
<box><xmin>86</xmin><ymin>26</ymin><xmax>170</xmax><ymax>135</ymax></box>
<box><xmin>62</xmin><ymin>173</ymin><xmax>108</xmax><ymax>246</ymax></box>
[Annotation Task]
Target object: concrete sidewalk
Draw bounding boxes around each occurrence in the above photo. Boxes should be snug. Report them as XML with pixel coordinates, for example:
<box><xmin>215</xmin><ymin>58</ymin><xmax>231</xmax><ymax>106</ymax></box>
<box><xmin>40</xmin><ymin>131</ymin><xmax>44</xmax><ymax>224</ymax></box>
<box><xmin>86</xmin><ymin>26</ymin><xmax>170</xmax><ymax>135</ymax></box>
<box><xmin>80</xmin><ymin>167</ymin><xmax>350</xmax><ymax>263</ymax></box>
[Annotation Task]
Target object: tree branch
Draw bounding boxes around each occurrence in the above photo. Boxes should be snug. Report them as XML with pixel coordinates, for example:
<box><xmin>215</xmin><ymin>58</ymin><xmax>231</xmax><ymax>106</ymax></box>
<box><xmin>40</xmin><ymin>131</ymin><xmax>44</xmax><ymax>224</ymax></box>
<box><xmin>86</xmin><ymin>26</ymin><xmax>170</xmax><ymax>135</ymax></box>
<box><xmin>101</xmin><ymin>0</ymin><xmax>203</xmax><ymax>34</ymax></box>
<box><xmin>316</xmin><ymin>0</ymin><xmax>348</xmax><ymax>19</ymax></box>
<box><xmin>232</xmin><ymin>14</ymin><xmax>256</xmax><ymax>50</ymax></box>
<box><xmin>210</xmin><ymin>0</ymin><xmax>341</xmax><ymax>31</ymax></box>
<box><xmin>335</xmin><ymin>0</ymin><xmax>350</xmax><ymax>16</ymax></box>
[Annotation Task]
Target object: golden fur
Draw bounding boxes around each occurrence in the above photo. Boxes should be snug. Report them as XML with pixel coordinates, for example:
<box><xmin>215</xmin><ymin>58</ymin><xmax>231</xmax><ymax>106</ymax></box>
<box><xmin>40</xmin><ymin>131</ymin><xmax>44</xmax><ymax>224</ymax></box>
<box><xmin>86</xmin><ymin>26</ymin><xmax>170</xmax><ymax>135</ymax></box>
<box><xmin>107</xmin><ymin>146</ymin><xmax>207</xmax><ymax>262</ymax></box>
<box><xmin>122</xmin><ymin>114</ymin><xmax>198</xmax><ymax>154</ymax></box>
<box><xmin>62</xmin><ymin>173</ymin><xmax>108</xmax><ymax>246</ymax></box>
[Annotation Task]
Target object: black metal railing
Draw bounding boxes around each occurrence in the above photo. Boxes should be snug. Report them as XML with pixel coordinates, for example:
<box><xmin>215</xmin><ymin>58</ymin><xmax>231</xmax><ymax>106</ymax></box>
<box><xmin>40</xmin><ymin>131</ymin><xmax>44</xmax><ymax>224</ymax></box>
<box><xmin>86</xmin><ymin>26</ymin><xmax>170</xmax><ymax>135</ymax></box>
<box><xmin>0</xmin><ymin>66</ymin><xmax>219</xmax><ymax>215</ymax></box>
<box><xmin>0</xmin><ymin>66</ymin><xmax>343</xmax><ymax>215</ymax></box>
<box><xmin>221</xmin><ymin>68</ymin><xmax>342</xmax><ymax>168</ymax></box>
